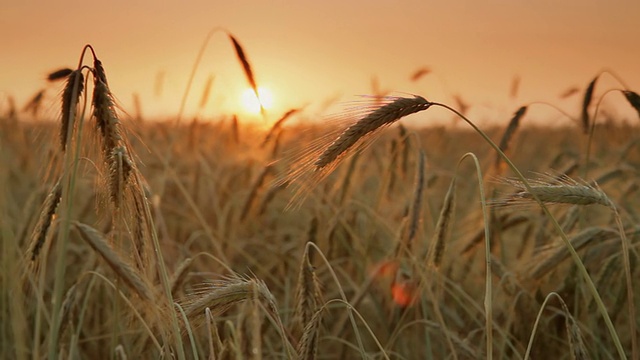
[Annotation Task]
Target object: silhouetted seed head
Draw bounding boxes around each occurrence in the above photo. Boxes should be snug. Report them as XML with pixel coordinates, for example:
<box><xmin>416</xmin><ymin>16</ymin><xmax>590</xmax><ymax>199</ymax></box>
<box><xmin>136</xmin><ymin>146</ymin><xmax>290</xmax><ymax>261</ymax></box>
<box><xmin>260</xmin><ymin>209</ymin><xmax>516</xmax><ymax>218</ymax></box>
<box><xmin>559</xmin><ymin>86</ymin><xmax>579</xmax><ymax>99</ymax></box>
<box><xmin>261</xmin><ymin>108</ymin><xmax>299</xmax><ymax>147</ymax></box>
<box><xmin>61</xmin><ymin>70</ymin><xmax>85</xmax><ymax>151</ymax></box>
<box><xmin>581</xmin><ymin>77</ymin><xmax>598</xmax><ymax>134</ymax></box>
<box><xmin>315</xmin><ymin>95</ymin><xmax>431</xmax><ymax>169</ymax></box>
<box><xmin>496</xmin><ymin>106</ymin><xmax>527</xmax><ymax>168</ymax></box>
<box><xmin>47</xmin><ymin>68</ymin><xmax>73</xmax><ymax>82</ymax></box>
<box><xmin>499</xmin><ymin>106</ymin><xmax>526</xmax><ymax>152</ymax></box>
<box><xmin>228</xmin><ymin>34</ymin><xmax>262</xmax><ymax>114</ymax></box>
<box><xmin>510</xmin><ymin>75</ymin><xmax>521</xmax><ymax>98</ymax></box>
<box><xmin>410</xmin><ymin>67</ymin><xmax>431</xmax><ymax>82</ymax></box>
<box><xmin>622</xmin><ymin>90</ymin><xmax>640</xmax><ymax>119</ymax></box>
<box><xmin>198</xmin><ymin>74</ymin><xmax>215</xmax><ymax>110</ymax></box>
<box><xmin>23</xmin><ymin>89</ymin><xmax>45</xmax><ymax>116</ymax></box>
<box><xmin>94</xmin><ymin>58</ymin><xmax>108</xmax><ymax>85</ymax></box>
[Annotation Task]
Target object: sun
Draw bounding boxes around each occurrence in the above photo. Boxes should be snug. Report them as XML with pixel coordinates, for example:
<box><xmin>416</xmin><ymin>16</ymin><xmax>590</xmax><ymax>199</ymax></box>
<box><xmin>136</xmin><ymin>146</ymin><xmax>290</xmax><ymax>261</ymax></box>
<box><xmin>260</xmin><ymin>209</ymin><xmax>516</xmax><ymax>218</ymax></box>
<box><xmin>241</xmin><ymin>87</ymin><xmax>274</xmax><ymax>115</ymax></box>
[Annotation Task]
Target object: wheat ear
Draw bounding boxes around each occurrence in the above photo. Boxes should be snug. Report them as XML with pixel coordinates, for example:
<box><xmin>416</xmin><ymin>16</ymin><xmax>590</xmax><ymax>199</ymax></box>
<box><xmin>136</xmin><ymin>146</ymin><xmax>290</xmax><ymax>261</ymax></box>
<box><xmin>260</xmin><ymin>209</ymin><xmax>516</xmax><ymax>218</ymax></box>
<box><xmin>26</xmin><ymin>179</ymin><xmax>62</xmax><ymax>263</ymax></box>
<box><xmin>228</xmin><ymin>34</ymin><xmax>263</xmax><ymax>115</ymax></box>
<box><xmin>622</xmin><ymin>90</ymin><xmax>640</xmax><ymax>118</ymax></box>
<box><xmin>73</xmin><ymin>222</ymin><xmax>153</xmax><ymax>301</ymax></box>
<box><xmin>427</xmin><ymin>177</ymin><xmax>457</xmax><ymax>268</ymax></box>
<box><xmin>91</xmin><ymin>60</ymin><xmax>134</xmax><ymax>208</ymax></box>
<box><xmin>47</xmin><ymin>68</ymin><xmax>73</xmax><ymax>82</ymax></box>
<box><xmin>182</xmin><ymin>277</ymin><xmax>275</xmax><ymax>322</ymax></box>
<box><xmin>60</xmin><ymin>70</ymin><xmax>84</xmax><ymax>151</ymax></box>
<box><xmin>502</xmin><ymin>175</ymin><xmax>613</xmax><ymax>208</ymax></box>
<box><xmin>404</xmin><ymin>150</ymin><xmax>426</xmax><ymax>251</ymax></box>
<box><xmin>315</xmin><ymin>95</ymin><xmax>431</xmax><ymax>169</ymax></box>
<box><xmin>581</xmin><ymin>76</ymin><xmax>598</xmax><ymax>134</ymax></box>
<box><xmin>294</xmin><ymin>245</ymin><xmax>323</xmax><ymax>341</ymax></box>
<box><xmin>496</xmin><ymin>106</ymin><xmax>526</xmax><ymax>170</ymax></box>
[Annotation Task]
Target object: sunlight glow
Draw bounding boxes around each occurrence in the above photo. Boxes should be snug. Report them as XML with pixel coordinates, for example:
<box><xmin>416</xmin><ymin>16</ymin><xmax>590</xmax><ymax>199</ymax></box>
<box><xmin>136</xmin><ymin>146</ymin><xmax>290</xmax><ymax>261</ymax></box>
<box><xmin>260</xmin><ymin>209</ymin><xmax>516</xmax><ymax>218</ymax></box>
<box><xmin>241</xmin><ymin>87</ymin><xmax>273</xmax><ymax>114</ymax></box>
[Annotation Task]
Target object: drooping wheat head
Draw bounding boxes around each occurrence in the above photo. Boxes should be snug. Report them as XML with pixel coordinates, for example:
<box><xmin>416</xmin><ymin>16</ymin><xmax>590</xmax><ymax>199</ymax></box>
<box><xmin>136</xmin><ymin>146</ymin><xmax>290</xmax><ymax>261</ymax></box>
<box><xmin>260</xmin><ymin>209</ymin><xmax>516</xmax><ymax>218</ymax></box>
<box><xmin>73</xmin><ymin>222</ymin><xmax>153</xmax><ymax>301</ymax></box>
<box><xmin>315</xmin><ymin>95</ymin><xmax>431</xmax><ymax>169</ymax></box>
<box><xmin>91</xmin><ymin>59</ymin><xmax>135</xmax><ymax>209</ymax></box>
<box><xmin>60</xmin><ymin>70</ymin><xmax>84</xmax><ymax>150</ymax></box>
<box><xmin>500</xmin><ymin>174</ymin><xmax>613</xmax><ymax>208</ymax></box>
<box><xmin>281</xmin><ymin>95</ymin><xmax>431</xmax><ymax>207</ymax></box>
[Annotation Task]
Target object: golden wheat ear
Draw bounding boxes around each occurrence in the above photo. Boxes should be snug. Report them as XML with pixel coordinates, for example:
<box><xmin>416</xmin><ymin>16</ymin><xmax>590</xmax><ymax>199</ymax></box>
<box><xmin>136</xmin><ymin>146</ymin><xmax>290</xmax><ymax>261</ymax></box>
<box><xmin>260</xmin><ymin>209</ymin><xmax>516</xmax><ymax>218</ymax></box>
<box><xmin>73</xmin><ymin>222</ymin><xmax>153</xmax><ymax>301</ymax></box>
<box><xmin>315</xmin><ymin>95</ymin><xmax>431</xmax><ymax>169</ymax></box>
<box><xmin>502</xmin><ymin>175</ymin><xmax>613</xmax><ymax>208</ymax></box>
<box><xmin>60</xmin><ymin>70</ymin><xmax>84</xmax><ymax>151</ymax></box>
<box><xmin>90</xmin><ymin>59</ymin><xmax>135</xmax><ymax>209</ymax></box>
<box><xmin>279</xmin><ymin>95</ymin><xmax>432</xmax><ymax>209</ymax></box>
<box><xmin>25</xmin><ymin>179</ymin><xmax>62</xmax><ymax>266</ymax></box>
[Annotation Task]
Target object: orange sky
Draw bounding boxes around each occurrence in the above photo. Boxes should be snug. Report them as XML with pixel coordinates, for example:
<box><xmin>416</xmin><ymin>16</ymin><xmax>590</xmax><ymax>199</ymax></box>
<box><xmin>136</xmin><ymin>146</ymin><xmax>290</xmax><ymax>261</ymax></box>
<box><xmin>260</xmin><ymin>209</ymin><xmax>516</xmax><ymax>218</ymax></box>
<box><xmin>1</xmin><ymin>0</ymin><xmax>639</xmax><ymax>124</ymax></box>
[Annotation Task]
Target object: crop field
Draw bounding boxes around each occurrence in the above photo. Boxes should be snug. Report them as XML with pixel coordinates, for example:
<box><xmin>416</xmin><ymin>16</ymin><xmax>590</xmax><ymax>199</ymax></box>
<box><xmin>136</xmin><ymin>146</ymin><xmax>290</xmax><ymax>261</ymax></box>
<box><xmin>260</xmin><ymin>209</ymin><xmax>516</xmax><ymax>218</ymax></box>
<box><xmin>1</xmin><ymin>41</ymin><xmax>639</xmax><ymax>360</ymax></box>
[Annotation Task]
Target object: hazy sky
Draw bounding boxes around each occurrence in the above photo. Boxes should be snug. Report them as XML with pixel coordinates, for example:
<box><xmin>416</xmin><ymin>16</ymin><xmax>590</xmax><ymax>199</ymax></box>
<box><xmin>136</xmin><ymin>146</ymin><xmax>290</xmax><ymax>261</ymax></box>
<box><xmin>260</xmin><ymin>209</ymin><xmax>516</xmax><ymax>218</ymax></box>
<box><xmin>1</xmin><ymin>0</ymin><xmax>639</xmax><ymax>124</ymax></box>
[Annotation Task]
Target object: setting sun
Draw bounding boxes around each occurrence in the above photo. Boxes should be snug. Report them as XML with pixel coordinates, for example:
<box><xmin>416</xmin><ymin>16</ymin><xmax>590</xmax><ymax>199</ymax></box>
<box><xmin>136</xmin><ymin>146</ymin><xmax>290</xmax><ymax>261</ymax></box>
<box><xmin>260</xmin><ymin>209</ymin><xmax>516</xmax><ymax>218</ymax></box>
<box><xmin>241</xmin><ymin>87</ymin><xmax>273</xmax><ymax>115</ymax></box>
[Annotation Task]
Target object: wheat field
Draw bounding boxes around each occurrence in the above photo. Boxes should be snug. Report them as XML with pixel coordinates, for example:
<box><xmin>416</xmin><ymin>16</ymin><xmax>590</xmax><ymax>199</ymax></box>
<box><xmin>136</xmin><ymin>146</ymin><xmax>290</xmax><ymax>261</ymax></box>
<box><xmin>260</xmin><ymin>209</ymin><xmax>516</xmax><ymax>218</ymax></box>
<box><xmin>0</xmin><ymin>42</ymin><xmax>639</xmax><ymax>360</ymax></box>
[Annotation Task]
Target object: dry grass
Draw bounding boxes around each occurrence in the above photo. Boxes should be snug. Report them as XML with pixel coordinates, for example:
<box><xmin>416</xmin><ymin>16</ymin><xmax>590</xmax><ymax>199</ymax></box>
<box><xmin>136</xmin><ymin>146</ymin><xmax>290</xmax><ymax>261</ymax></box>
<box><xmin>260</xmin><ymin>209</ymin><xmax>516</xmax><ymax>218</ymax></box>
<box><xmin>1</xmin><ymin>45</ymin><xmax>639</xmax><ymax>360</ymax></box>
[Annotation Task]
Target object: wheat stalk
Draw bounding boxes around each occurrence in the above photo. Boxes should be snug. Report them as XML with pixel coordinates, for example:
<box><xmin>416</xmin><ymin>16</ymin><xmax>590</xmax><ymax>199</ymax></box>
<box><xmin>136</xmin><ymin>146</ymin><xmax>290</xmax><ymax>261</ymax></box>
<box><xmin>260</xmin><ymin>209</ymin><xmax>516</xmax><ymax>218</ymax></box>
<box><xmin>410</xmin><ymin>67</ymin><xmax>431</xmax><ymax>82</ymax></box>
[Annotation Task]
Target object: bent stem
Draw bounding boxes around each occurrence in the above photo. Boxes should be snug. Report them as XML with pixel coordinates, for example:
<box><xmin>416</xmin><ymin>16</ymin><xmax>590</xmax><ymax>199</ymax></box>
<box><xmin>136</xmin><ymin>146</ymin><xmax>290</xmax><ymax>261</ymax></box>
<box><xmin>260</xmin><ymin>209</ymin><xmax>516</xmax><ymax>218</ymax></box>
<box><xmin>432</xmin><ymin>102</ymin><xmax>626</xmax><ymax>359</ymax></box>
<box><xmin>457</xmin><ymin>152</ymin><xmax>493</xmax><ymax>359</ymax></box>
<box><xmin>177</xmin><ymin>26</ymin><xmax>225</xmax><ymax>123</ymax></box>
<box><xmin>47</xmin><ymin>64</ymin><xmax>86</xmax><ymax>359</ymax></box>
